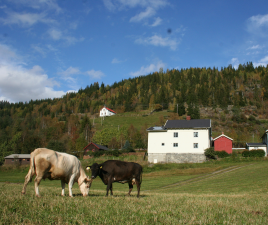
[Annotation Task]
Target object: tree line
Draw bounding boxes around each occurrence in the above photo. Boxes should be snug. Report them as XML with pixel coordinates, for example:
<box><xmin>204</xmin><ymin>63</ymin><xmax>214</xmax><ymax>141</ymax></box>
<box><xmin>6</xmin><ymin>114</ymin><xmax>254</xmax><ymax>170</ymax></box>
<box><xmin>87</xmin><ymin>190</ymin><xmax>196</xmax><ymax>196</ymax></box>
<box><xmin>1</xmin><ymin>62</ymin><xmax>268</xmax><ymax>164</ymax></box>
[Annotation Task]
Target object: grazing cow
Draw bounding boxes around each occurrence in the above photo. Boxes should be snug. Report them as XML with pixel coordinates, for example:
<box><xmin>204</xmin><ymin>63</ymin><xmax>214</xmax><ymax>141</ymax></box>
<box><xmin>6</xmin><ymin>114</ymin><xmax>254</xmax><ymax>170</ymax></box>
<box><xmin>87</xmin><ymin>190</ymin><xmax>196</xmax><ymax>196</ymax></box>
<box><xmin>22</xmin><ymin>148</ymin><xmax>92</xmax><ymax>197</ymax></box>
<box><xmin>86</xmin><ymin>160</ymin><xmax>142</xmax><ymax>197</ymax></box>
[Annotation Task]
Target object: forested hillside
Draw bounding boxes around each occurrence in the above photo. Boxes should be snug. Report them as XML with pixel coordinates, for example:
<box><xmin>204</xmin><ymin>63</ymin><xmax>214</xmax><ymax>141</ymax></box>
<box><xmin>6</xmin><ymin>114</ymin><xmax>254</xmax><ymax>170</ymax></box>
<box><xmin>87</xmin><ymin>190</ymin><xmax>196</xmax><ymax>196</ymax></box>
<box><xmin>1</xmin><ymin>62</ymin><xmax>268</xmax><ymax>164</ymax></box>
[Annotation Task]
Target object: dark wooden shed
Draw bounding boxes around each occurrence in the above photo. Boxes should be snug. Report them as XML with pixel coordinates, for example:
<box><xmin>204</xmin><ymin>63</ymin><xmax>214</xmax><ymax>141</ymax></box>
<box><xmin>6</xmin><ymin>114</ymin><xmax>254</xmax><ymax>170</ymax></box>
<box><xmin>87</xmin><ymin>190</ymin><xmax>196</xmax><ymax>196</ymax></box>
<box><xmin>4</xmin><ymin>154</ymin><xmax>31</xmax><ymax>165</ymax></box>
<box><xmin>83</xmin><ymin>142</ymin><xmax>110</xmax><ymax>155</ymax></box>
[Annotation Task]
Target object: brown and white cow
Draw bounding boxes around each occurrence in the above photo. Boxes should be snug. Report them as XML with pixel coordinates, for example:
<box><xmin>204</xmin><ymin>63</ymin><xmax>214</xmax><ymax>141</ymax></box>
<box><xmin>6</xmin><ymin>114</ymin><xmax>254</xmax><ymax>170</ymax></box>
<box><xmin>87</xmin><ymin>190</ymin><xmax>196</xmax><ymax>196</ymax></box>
<box><xmin>22</xmin><ymin>148</ymin><xmax>92</xmax><ymax>197</ymax></box>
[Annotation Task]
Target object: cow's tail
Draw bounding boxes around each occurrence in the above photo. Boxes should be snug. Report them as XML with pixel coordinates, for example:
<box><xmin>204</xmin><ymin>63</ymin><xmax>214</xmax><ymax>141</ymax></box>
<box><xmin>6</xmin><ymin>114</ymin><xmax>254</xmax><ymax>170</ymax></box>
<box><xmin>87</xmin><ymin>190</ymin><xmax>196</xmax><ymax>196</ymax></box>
<box><xmin>139</xmin><ymin>166</ymin><xmax>143</xmax><ymax>184</ymax></box>
<box><xmin>21</xmin><ymin>150</ymin><xmax>36</xmax><ymax>194</ymax></box>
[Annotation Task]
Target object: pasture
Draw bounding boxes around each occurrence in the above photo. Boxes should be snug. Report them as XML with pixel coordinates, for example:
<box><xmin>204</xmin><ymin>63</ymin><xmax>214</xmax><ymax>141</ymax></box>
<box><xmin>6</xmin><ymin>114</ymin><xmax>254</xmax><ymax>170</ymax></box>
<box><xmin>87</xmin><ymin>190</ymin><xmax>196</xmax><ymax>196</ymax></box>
<box><xmin>1</xmin><ymin>159</ymin><xmax>268</xmax><ymax>224</ymax></box>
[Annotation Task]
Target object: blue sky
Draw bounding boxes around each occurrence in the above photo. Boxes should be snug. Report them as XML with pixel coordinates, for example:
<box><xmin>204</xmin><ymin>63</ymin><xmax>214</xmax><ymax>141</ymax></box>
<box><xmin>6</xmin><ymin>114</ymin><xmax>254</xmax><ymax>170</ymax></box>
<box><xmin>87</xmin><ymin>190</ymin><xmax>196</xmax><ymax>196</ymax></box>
<box><xmin>0</xmin><ymin>0</ymin><xmax>268</xmax><ymax>103</ymax></box>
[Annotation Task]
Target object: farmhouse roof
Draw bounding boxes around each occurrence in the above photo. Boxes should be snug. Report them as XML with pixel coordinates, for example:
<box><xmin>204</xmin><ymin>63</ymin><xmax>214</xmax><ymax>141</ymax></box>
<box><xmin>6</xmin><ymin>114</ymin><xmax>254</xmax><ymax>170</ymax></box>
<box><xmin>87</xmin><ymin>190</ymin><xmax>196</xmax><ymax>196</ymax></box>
<box><xmin>146</xmin><ymin>126</ymin><xmax>167</xmax><ymax>131</ymax></box>
<box><xmin>213</xmin><ymin>133</ymin><xmax>233</xmax><ymax>141</ymax></box>
<box><xmin>4</xmin><ymin>154</ymin><xmax>31</xmax><ymax>159</ymax></box>
<box><xmin>164</xmin><ymin>119</ymin><xmax>211</xmax><ymax>129</ymax></box>
<box><xmin>83</xmin><ymin>142</ymin><xmax>110</xmax><ymax>151</ymax></box>
<box><xmin>246</xmin><ymin>143</ymin><xmax>266</xmax><ymax>147</ymax></box>
<box><xmin>101</xmin><ymin>106</ymin><xmax>116</xmax><ymax>114</ymax></box>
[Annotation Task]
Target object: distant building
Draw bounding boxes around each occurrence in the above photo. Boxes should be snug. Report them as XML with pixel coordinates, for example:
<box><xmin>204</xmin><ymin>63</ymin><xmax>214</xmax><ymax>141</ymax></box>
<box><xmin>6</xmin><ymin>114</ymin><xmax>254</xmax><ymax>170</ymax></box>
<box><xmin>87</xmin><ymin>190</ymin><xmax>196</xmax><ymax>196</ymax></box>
<box><xmin>213</xmin><ymin>132</ymin><xmax>233</xmax><ymax>154</ymax></box>
<box><xmin>99</xmin><ymin>106</ymin><xmax>116</xmax><ymax>117</ymax></box>
<box><xmin>4</xmin><ymin>154</ymin><xmax>31</xmax><ymax>165</ymax></box>
<box><xmin>83</xmin><ymin>142</ymin><xmax>110</xmax><ymax>155</ymax></box>
<box><xmin>147</xmin><ymin>117</ymin><xmax>212</xmax><ymax>163</ymax></box>
<box><xmin>245</xmin><ymin>130</ymin><xmax>268</xmax><ymax>156</ymax></box>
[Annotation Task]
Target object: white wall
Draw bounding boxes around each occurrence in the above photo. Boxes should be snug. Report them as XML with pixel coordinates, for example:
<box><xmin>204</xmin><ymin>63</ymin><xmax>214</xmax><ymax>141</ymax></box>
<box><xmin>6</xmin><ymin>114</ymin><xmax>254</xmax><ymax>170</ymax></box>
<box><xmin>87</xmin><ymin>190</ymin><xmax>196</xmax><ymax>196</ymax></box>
<box><xmin>148</xmin><ymin>129</ymin><xmax>210</xmax><ymax>154</ymax></box>
<box><xmin>100</xmin><ymin>108</ymin><xmax>116</xmax><ymax>117</ymax></box>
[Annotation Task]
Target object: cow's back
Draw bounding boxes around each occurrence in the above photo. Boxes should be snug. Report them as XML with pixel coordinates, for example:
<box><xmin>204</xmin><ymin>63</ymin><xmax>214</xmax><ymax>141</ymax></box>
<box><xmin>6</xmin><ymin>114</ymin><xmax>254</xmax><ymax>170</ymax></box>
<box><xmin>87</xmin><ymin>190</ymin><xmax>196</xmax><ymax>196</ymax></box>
<box><xmin>33</xmin><ymin>148</ymin><xmax>80</xmax><ymax>181</ymax></box>
<box><xmin>102</xmin><ymin>160</ymin><xmax>142</xmax><ymax>179</ymax></box>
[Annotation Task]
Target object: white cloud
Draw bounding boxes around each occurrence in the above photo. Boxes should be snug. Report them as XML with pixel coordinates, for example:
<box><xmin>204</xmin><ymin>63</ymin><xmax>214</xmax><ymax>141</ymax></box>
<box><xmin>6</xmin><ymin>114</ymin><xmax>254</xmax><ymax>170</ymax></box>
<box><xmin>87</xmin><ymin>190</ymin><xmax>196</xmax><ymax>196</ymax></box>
<box><xmin>248</xmin><ymin>14</ymin><xmax>268</xmax><ymax>27</ymax></box>
<box><xmin>130</xmin><ymin>60</ymin><xmax>166</xmax><ymax>77</ymax></box>
<box><xmin>247</xmin><ymin>14</ymin><xmax>268</xmax><ymax>36</ymax></box>
<box><xmin>0</xmin><ymin>11</ymin><xmax>56</xmax><ymax>27</ymax></box>
<box><xmin>111</xmin><ymin>58</ymin><xmax>124</xmax><ymax>64</ymax></box>
<box><xmin>86</xmin><ymin>70</ymin><xmax>105</xmax><ymax>79</ymax></box>
<box><xmin>0</xmin><ymin>44</ymin><xmax>65</xmax><ymax>103</ymax></box>
<box><xmin>104</xmin><ymin>0</ymin><xmax>169</xmax><ymax>10</ymax></box>
<box><xmin>135</xmin><ymin>35</ymin><xmax>180</xmax><ymax>50</ymax></box>
<box><xmin>254</xmin><ymin>56</ymin><xmax>268</xmax><ymax>67</ymax></box>
<box><xmin>0</xmin><ymin>64</ymin><xmax>65</xmax><ymax>103</ymax></box>
<box><xmin>230</xmin><ymin>58</ymin><xmax>239</xmax><ymax>69</ymax></box>
<box><xmin>58</xmin><ymin>67</ymin><xmax>81</xmax><ymax>77</ymax></box>
<box><xmin>130</xmin><ymin>7</ymin><xmax>155</xmax><ymax>22</ymax></box>
<box><xmin>48</xmin><ymin>28</ymin><xmax>62</xmax><ymax>40</ymax></box>
<box><xmin>247</xmin><ymin>45</ymin><xmax>261</xmax><ymax>50</ymax></box>
<box><xmin>151</xmin><ymin>17</ymin><xmax>162</xmax><ymax>27</ymax></box>
<box><xmin>48</xmin><ymin>28</ymin><xmax>84</xmax><ymax>45</ymax></box>
<box><xmin>103</xmin><ymin>0</ymin><xmax>169</xmax><ymax>22</ymax></box>
<box><xmin>8</xmin><ymin>0</ymin><xmax>62</xmax><ymax>13</ymax></box>
<box><xmin>103</xmin><ymin>0</ymin><xmax>116</xmax><ymax>11</ymax></box>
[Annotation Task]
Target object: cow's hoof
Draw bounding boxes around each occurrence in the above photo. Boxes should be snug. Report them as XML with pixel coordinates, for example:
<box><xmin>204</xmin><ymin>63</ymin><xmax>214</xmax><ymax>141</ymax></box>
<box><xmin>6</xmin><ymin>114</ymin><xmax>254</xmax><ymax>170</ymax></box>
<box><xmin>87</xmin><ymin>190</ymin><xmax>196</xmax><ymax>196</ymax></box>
<box><xmin>21</xmin><ymin>191</ymin><xmax>25</xmax><ymax>195</ymax></box>
<box><xmin>36</xmin><ymin>195</ymin><xmax>41</xmax><ymax>198</ymax></box>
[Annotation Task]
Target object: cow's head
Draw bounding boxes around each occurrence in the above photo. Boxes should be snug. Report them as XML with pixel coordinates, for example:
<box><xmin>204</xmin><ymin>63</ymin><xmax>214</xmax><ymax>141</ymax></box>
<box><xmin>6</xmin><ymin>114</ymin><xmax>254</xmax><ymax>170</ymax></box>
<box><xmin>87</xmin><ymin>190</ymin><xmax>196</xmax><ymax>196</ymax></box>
<box><xmin>79</xmin><ymin>176</ymin><xmax>92</xmax><ymax>197</ymax></box>
<box><xmin>86</xmin><ymin>163</ymin><xmax>102</xmax><ymax>179</ymax></box>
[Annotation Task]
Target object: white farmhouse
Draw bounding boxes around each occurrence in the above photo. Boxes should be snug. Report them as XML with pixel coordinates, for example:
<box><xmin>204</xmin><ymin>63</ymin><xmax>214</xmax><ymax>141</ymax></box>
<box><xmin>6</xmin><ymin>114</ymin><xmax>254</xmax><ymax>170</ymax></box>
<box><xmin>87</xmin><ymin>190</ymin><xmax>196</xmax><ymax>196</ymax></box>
<box><xmin>99</xmin><ymin>106</ymin><xmax>116</xmax><ymax>117</ymax></box>
<box><xmin>147</xmin><ymin>118</ymin><xmax>212</xmax><ymax>163</ymax></box>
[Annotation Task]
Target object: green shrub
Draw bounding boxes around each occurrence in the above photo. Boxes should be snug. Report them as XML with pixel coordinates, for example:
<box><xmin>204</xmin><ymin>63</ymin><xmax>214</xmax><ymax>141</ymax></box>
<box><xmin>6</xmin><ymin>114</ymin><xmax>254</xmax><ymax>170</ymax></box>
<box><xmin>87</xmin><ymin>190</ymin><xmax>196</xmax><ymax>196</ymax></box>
<box><xmin>204</xmin><ymin>148</ymin><xmax>216</xmax><ymax>160</ymax></box>
<box><xmin>215</xmin><ymin>150</ymin><xmax>229</xmax><ymax>158</ymax></box>
<box><xmin>92</xmin><ymin>150</ymin><xmax>105</xmax><ymax>158</ymax></box>
<box><xmin>242</xmin><ymin>149</ymin><xmax>265</xmax><ymax>157</ymax></box>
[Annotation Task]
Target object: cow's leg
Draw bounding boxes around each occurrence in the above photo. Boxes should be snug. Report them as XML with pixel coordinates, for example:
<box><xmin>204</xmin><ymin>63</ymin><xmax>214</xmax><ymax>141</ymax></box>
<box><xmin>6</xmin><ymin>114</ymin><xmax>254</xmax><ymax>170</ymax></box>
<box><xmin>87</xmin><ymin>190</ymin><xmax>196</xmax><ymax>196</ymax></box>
<box><xmin>127</xmin><ymin>182</ymin><xmax>133</xmax><ymax>196</ymax></box>
<box><xmin>136</xmin><ymin>180</ymin><xmax>141</xmax><ymax>198</ymax></box>
<box><xmin>106</xmin><ymin>177</ymin><xmax>113</xmax><ymax>197</ymax></box>
<box><xmin>22</xmin><ymin>168</ymin><xmax>35</xmax><ymax>194</ymax></box>
<box><xmin>110</xmin><ymin>183</ymin><xmax>113</xmax><ymax>196</ymax></box>
<box><xmin>61</xmin><ymin>180</ymin><xmax>65</xmax><ymax>196</ymax></box>
<box><xmin>68</xmin><ymin>175</ymin><xmax>75</xmax><ymax>197</ymax></box>
<box><xmin>34</xmin><ymin>176</ymin><xmax>42</xmax><ymax>197</ymax></box>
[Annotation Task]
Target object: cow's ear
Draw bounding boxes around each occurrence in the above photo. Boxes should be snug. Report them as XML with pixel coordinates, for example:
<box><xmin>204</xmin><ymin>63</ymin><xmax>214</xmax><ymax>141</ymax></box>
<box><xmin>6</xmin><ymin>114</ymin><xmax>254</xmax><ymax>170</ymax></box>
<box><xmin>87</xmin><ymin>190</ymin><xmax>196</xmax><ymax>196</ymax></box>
<box><xmin>86</xmin><ymin>166</ymin><xmax>91</xmax><ymax>170</ymax></box>
<box><xmin>100</xmin><ymin>166</ymin><xmax>102</xmax><ymax>169</ymax></box>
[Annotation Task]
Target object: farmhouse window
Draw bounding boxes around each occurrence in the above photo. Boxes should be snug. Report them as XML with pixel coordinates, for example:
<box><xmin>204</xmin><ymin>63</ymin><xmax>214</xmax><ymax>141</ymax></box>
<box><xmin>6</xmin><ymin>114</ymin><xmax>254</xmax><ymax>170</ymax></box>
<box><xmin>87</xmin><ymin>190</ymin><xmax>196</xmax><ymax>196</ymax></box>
<box><xmin>173</xmin><ymin>143</ymin><xmax>178</xmax><ymax>147</ymax></box>
<box><xmin>193</xmin><ymin>143</ymin><xmax>198</xmax><ymax>148</ymax></box>
<box><xmin>194</xmin><ymin>132</ymin><xmax>198</xmax><ymax>137</ymax></box>
<box><xmin>174</xmin><ymin>132</ymin><xmax>178</xmax><ymax>138</ymax></box>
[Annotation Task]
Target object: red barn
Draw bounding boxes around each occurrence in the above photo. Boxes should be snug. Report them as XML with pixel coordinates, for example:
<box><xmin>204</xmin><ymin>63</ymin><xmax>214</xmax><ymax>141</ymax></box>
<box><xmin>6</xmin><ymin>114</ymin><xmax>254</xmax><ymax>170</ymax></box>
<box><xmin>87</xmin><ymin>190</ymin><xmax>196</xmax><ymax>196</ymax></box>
<box><xmin>213</xmin><ymin>133</ymin><xmax>233</xmax><ymax>154</ymax></box>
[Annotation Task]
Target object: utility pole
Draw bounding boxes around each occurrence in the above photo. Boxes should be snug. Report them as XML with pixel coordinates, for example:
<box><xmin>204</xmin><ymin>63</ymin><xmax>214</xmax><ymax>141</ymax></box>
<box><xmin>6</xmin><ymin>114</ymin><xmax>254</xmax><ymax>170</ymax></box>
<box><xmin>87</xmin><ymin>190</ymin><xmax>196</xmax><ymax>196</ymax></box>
<box><xmin>177</xmin><ymin>104</ymin><xmax>178</xmax><ymax>114</ymax></box>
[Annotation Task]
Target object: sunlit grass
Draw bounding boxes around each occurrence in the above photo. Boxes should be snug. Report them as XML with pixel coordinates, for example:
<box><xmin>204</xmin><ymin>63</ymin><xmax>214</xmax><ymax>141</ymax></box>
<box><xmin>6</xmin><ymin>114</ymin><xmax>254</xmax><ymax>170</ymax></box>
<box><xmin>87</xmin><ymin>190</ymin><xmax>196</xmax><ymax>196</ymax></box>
<box><xmin>1</xmin><ymin>161</ymin><xmax>268</xmax><ymax>224</ymax></box>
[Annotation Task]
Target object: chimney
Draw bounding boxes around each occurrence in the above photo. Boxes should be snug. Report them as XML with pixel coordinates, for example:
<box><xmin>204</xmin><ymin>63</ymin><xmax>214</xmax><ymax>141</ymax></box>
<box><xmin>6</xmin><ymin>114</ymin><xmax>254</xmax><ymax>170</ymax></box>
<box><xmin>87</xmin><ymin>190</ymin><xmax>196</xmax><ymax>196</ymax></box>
<box><xmin>186</xmin><ymin>116</ymin><xmax>191</xmax><ymax>120</ymax></box>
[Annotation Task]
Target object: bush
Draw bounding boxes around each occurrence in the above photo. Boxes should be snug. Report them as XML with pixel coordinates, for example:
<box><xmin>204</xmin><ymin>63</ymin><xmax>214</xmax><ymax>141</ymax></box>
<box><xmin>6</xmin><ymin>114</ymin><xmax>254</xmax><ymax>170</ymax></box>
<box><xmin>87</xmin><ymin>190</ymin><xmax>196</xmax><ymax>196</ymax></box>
<box><xmin>204</xmin><ymin>148</ymin><xmax>216</xmax><ymax>160</ymax></box>
<box><xmin>215</xmin><ymin>150</ymin><xmax>229</xmax><ymax>158</ymax></box>
<box><xmin>242</xmin><ymin>149</ymin><xmax>265</xmax><ymax>157</ymax></box>
<box><xmin>92</xmin><ymin>150</ymin><xmax>105</xmax><ymax>158</ymax></box>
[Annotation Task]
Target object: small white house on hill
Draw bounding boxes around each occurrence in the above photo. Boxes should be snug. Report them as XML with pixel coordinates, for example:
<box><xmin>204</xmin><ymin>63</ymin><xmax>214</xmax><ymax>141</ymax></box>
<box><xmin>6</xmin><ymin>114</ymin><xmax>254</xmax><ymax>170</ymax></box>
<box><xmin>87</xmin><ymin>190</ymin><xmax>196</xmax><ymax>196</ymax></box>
<box><xmin>99</xmin><ymin>106</ymin><xmax>116</xmax><ymax>117</ymax></box>
<box><xmin>147</xmin><ymin>117</ymin><xmax>212</xmax><ymax>163</ymax></box>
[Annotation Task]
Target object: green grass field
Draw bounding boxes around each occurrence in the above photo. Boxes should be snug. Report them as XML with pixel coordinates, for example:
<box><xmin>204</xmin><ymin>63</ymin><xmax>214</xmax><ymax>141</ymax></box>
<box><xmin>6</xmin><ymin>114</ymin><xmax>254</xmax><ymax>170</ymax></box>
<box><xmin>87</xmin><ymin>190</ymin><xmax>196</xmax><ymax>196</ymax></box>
<box><xmin>1</xmin><ymin>160</ymin><xmax>268</xmax><ymax>224</ymax></box>
<box><xmin>93</xmin><ymin>110</ymin><xmax>170</xmax><ymax>131</ymax></box>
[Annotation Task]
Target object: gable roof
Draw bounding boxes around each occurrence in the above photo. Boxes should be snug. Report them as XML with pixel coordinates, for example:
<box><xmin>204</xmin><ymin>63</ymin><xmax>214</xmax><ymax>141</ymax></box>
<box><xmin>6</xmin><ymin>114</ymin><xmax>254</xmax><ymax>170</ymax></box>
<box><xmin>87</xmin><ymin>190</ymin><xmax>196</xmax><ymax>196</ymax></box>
<box><xmin>164</xmin><ymin>119</ymin><xmax>211</xmax><ymax>129</ymax></box>
<box><xmin>5</xmin><ymin>154</ymin><xmax>31</xmax><ymax>159</ymax></box>
<box><xmin>213</xmin><ymin>134</ymin><xmax>233</xmax><ymax>141</ymax></box>
<box><xmin>101</xmin><ymin>106</ymin><xmax>116</xmax><ymax>114</ymax></box>
<box><xmin>83</xmin><ymin>142</ymin><xmax>110</xmax><ymax>151</ymax></box>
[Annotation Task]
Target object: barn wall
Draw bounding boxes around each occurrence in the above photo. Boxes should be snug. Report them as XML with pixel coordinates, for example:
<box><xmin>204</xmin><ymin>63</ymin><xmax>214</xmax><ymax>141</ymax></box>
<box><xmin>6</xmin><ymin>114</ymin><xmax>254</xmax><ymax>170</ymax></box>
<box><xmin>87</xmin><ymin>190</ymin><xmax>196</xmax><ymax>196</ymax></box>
<box><xmin>4</xmin><ymin>158</ymin><xmax>30</xmax><ymax>165</ymax></box>
<box><xmin>214</xmin><ymin>137</ymin><xmax>232</xmax><ymax>154</ymax></box>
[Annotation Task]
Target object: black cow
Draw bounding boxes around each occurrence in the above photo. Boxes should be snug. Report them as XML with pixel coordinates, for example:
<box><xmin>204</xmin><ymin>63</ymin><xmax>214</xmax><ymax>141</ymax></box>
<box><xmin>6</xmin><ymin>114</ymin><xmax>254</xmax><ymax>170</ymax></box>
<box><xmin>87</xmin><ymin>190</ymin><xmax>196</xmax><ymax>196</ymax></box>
<box><xmin>86</xmin><ymin>160</ymin><xmax>142</xmax><ymax>197</ymax></box>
